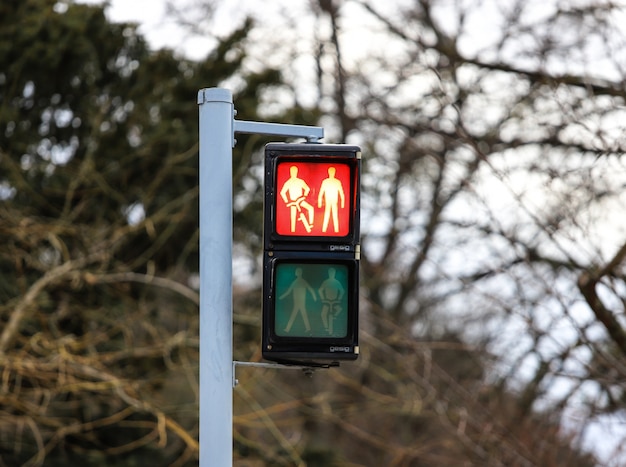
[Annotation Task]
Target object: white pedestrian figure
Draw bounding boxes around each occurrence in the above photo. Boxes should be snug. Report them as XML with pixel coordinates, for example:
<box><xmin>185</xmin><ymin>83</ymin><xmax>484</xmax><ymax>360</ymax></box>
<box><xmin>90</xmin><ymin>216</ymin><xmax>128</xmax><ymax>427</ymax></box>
<box><xmin>318</xmin><ymin>166</ymin><xmax>345</xmax><ymax>233</ymax></box>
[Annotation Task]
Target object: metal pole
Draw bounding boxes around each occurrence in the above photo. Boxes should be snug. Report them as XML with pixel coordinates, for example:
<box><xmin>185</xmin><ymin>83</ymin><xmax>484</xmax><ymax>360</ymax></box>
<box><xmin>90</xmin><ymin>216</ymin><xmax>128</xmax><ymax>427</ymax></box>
<box><xmin>197</xmin><ymin>87</ymin><xmax>233</xmax><ymax>467</ymax></box>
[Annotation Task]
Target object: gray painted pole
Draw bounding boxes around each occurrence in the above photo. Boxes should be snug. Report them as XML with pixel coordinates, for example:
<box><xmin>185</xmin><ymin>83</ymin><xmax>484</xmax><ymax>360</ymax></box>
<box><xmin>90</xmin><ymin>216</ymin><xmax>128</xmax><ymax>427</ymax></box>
<box><xmin>196</xmin><ymin>87</ymin><xmax>323</xmax><ymax>465</ymax></box>
<box><xmin>197</xmin><ymin>88</ymin><xmax>233</xmax><ymax>466</ymax></box>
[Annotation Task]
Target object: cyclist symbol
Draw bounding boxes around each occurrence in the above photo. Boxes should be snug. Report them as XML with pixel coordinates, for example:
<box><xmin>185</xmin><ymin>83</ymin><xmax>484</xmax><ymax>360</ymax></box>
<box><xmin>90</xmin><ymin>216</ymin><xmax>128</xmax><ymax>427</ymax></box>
<box><xmin>318</xmin><ymin>268</ymin><xmax>345</xmax><ymax>335</ymax></box>
<box><xmin>279</xmin><ymin>166</ymin><xmax>315</xmax><ymax>233</ymax></box>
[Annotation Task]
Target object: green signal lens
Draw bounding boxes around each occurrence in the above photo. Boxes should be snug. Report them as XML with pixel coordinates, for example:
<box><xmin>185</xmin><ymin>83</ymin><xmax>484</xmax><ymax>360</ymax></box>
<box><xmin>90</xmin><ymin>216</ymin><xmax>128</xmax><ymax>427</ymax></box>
<box><xmin>274</xmin><ymin>263</ymin><xmax>349</xmax><ymax>338</ymax></box>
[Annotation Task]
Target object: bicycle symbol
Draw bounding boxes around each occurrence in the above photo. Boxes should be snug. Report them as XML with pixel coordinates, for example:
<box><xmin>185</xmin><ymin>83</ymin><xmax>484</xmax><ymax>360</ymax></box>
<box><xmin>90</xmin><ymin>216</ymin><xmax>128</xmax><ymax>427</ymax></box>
<box><xmin>280</xmin><ymin>166</ymin><xmax>315</xmax><ymax>233</ymax></box>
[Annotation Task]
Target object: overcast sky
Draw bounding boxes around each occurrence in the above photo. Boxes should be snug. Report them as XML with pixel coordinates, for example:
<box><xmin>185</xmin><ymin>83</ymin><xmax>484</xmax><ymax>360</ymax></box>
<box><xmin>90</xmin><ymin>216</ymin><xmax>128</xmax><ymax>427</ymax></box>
<box><xmin>77</xmin><ymin>0</ymin><xmax>209</xmax><ymax>58</ymax></box>
<box><xmin>77</xmin><ymin>0</ymin><xmax>325</xmax><ymax>61</ymax></box>
<box><xmin>75</xmin><ymin>1</ymin><xmax>626</xmax><ymax>463</ymax></box>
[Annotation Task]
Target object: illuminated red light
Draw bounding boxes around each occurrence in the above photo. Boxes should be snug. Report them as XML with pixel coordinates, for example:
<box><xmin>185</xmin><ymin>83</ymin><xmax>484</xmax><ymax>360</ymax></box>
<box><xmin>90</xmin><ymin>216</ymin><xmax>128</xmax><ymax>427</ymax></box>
<box><xmin>275</xmin><ymin>161</ymin><xmax>351</xmax><ymax>237</ymax></box>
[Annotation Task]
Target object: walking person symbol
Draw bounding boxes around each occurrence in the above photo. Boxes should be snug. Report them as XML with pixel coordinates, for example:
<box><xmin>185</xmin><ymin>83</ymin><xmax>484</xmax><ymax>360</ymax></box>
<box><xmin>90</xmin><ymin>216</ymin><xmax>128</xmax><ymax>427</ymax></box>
<box><xmin>279</xmin><ymin>267</ymin><xmax>316</xmax><ymax>334</ymax></box>
<box><xmin>318</xmin><ymin>167</ymin><xmax>345</xmax><ymax>233</ymax></box>
<box><xmin>279</xmin><ymin>166</ymin><xmax>315</xmax><ymax>233</ymax></box>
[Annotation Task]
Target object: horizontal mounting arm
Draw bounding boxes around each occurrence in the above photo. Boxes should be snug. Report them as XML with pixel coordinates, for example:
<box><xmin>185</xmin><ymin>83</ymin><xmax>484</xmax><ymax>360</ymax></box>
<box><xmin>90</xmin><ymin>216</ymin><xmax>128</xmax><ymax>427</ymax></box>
<box><xmin>234</xmin><ymin>119</ymin><xmax>324</xmax><ymax>144</ymax></box>
<box><xmin>232</xmin><ymin>360</ymin><xmax>338</xmax><ymax>387</ymax></box>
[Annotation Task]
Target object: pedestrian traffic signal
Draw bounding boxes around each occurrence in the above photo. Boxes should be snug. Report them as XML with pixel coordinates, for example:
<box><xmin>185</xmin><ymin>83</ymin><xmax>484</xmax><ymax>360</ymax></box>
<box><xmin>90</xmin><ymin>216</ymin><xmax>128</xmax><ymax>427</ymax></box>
<box><xmin>262</xmin><ymin>143</ymin><xmax>361</xmax><ymax>365</ymax></box>
<box><xmin>275</xmin><ymin>162</ymin><xmax>351</xmax><ymax>237</ymax></box>
<box><xmin>274</xmin><ymin>262</ymin><xmax>349</xmax><ymax>338</ymax></box>
<box><xmin>264</xmin><ymin>143</ymin><xmax>360</xmax><ymax>252</ymax></box>
<box><xmin>262</xmin><ymin>253</ymin><xmax>359</xmax><ymax>363</ymax></box>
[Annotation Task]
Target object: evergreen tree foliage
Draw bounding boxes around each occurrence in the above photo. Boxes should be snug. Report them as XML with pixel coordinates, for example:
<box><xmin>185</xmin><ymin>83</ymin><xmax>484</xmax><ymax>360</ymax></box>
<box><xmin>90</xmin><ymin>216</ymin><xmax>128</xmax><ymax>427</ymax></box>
<box><xmin>0</xmin><ymin>1</ymin><xmax>293</xmax><ymax>464</ymax></box>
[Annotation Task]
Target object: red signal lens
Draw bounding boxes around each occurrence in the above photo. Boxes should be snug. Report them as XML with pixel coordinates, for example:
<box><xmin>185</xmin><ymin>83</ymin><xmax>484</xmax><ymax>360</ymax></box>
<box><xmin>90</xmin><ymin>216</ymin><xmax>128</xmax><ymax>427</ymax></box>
<box><xmin>275</xmin><ymin>161</ymin><xmax>351</xmax><ymax>237</ymax></box>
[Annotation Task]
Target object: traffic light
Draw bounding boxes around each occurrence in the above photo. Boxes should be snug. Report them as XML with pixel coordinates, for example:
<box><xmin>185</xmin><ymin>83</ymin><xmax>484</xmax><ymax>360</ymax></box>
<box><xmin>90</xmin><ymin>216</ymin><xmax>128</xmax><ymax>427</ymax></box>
<box><xmin>262</xmin><ymin>143</ymin><xmax>360</xmax><ymax>364</ymax></box>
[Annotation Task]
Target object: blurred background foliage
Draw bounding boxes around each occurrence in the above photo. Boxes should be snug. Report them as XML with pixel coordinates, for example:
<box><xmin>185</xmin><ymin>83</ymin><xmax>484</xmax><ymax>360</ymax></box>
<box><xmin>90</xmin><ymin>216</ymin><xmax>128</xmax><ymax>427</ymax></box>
<box><xmin>1</xmin><ymin>0</ymin><xmax>625</xmax><ymax>465</ymax></box>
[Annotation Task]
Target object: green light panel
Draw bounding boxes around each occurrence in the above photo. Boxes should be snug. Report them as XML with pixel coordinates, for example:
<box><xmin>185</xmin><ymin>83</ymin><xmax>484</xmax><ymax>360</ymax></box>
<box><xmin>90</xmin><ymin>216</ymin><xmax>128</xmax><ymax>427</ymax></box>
<box><xmin>274</xmin><ymin>263</ymin><xmax>349</xmax><ymax>338</ymax></box>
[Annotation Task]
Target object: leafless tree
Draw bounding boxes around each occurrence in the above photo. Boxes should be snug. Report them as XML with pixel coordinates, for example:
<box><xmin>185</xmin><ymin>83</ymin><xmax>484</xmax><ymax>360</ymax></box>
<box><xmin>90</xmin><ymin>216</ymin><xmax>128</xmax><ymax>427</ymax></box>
<box><xmin>222</xmin><ymin>0</ymin><xmax>626</xmax><ymax>464</ymax></box>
